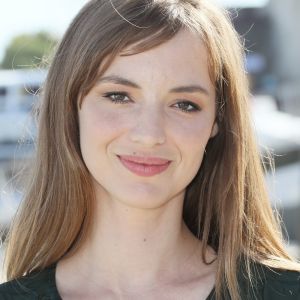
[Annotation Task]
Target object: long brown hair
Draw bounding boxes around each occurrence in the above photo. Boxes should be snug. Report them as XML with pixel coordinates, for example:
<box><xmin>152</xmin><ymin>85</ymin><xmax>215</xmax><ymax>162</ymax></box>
<box><xmin>4</xmin><ymin>0</ymin><xmax>299</xmax><ymax>299</ymax></box>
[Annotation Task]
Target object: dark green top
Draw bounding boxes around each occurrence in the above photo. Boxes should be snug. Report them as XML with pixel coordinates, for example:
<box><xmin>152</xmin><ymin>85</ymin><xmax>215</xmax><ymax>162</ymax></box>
<box><xmin>0</xmin><ymin>262</ymin><xmax>299</xmax><ymax>299</ymax></box>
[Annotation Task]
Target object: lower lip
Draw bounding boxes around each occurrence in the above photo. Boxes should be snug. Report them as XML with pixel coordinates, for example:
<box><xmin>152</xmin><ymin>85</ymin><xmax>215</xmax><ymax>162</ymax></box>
<box><xmin>118</xmin><ymin>156</ymin><xmax>171</xmax><ymax>177</ymax></box>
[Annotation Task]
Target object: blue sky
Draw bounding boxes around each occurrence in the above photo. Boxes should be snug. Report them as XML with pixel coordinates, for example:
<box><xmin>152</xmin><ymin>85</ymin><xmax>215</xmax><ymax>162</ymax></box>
<box><xmin>0</xmin><ymin>0</ymin><xmax>269</xmax><ymax>61</ymax></box>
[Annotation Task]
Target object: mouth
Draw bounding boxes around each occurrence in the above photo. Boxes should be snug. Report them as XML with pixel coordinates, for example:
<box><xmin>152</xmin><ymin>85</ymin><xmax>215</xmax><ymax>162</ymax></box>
<box><xmin>117</xmin><ymin>155</ymin><xmax>171</xmax><ymax>177</ymax></box>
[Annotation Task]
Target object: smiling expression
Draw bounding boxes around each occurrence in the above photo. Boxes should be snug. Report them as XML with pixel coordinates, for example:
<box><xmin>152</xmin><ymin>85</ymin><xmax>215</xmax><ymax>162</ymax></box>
<box><xmin>78</xmin><ymin>29</ymin><xmax>218</xmax><ymax>209</ymax></box>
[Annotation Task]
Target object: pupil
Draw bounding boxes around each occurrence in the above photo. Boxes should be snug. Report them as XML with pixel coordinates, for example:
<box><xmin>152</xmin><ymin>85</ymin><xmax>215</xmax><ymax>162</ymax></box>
<box><xmin>115</xmin><ymin>94</ymin><xmax>124</xmax><ymax>101</ymax></box>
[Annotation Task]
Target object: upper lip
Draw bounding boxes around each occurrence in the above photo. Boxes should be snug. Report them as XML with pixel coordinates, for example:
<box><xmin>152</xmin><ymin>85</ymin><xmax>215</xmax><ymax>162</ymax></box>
<box><xmin>118</xmin><ymin>155</ymin><xmax>171</xmax><ymax>165</ymax></box>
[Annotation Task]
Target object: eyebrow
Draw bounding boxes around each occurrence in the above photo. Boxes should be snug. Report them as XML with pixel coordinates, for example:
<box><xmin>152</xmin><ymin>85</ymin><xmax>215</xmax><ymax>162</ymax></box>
<box><xmin>97</xmin><ymin>75</ymin><xmax>210</xmax><ymax>96</ymax></box>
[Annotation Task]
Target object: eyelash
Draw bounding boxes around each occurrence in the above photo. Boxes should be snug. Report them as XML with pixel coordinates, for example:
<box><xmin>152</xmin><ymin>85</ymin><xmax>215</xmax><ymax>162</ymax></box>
<box><xmin>102</xmin><ymin>91</ymin><xmax>201</xmax><ymax>113</ymax></box>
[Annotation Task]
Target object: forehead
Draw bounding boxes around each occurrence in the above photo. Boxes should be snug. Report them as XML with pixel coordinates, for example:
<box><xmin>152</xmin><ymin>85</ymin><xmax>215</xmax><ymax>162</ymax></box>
<box><xmin>100</xmin><ymin>29</ymin><xmax>213</xmax><ymax>92</ymax></box>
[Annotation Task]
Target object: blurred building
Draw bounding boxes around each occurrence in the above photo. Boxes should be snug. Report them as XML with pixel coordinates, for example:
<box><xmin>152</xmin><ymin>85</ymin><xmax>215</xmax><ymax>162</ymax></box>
<box><xmin>267</xmin><ymin>0</ymin><xmax>300</xmax><ymax>115</ymax></box>
<box><xmin>229</xmin><ymin>0</ymin><xmax>300</xmax><ymax>116</ymax></box>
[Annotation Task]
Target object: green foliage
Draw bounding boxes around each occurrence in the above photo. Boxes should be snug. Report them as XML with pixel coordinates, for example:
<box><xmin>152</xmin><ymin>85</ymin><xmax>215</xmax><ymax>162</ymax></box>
<box><xmin>0</xmin><ymin>31</ymin><xmax>58</xmax><ymax>69</ymax></box>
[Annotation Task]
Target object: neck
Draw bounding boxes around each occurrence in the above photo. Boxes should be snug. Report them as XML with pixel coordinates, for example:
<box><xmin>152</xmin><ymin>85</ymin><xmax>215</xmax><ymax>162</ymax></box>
<box><xmin>58</xmin><ymin>185</ymin><xmax>209</xmax><ymax>294</ymax></box>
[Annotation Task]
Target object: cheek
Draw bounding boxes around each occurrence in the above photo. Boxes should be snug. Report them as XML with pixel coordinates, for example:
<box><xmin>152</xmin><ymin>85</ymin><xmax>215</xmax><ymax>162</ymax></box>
<box><xmin>170</xmin><ymin>115</ymin><xmax>212</xmax><ymax>147</ymax></box>
<box><xmin>78</xmin><ymin>106</ymin><xmax>130</xmax><ymax>174</ymax></box>
<box><xmin>170</xmin><ymin>118</ymin><xmax>212</xmax><ymax>171</ymax></box>
<box><xmin>79</xmin><ymin>106</ymin><xmax>129</xmax><ymax>144</ymax></box>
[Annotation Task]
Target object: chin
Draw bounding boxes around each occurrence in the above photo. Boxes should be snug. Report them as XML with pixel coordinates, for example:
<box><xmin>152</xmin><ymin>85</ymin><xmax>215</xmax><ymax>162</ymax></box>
<box><xmin>92</xmin><ymin>175</ymin><xmax>177</xmax><ymax>210</ymax></box>
<box><xmin>115</xmin><ymin>188</ymin><xmax>170</xmax><ymax>210</ymax></box>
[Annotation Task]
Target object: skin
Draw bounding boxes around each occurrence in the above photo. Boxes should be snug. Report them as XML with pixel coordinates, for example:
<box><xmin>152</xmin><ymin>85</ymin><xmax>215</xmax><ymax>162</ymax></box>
<box><xmin>56</xmin><ymin>28</ymin><xmax>218</xmax><ymax>299</ymax></box>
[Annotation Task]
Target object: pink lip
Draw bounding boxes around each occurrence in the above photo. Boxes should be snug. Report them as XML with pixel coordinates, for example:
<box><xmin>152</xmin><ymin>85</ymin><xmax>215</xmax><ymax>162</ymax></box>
<box><xmin>118</xmin><ymin>155</ymin><xmax>171</xmax><ymax>177</ymax></box>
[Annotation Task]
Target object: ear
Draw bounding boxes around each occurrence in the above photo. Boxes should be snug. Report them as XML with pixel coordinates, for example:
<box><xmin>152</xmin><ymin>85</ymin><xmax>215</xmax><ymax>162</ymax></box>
<box><xmin>210</xmin><ymin>122</ymin><xmax>219</xmax><ymax>138</ymax></box>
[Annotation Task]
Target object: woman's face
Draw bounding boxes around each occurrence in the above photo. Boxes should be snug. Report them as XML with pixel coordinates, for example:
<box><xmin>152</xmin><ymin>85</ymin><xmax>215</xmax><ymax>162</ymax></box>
<box><xmin>79</xmin><ymin>29</ymin><xmax>217</xmax><ymax>209</ymax></box>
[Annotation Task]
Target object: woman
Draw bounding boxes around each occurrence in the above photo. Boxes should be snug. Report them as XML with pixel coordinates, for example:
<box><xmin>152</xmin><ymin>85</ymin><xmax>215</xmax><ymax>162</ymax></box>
<box><xmin>1</xmin><ymin>0</ymin><xmax>300</xmax><ymax>299</ymax></box>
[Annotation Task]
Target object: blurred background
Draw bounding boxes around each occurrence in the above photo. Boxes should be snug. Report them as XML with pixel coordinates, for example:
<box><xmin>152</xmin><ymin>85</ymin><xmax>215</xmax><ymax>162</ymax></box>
<box><xmin>0</xmin><ymin>0</ymin><xmax>300</xmax><ymax>281</ymax></box>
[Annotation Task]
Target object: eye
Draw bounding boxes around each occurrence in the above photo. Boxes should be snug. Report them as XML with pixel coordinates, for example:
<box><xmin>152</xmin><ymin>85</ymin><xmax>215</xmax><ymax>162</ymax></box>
<box><xmin>173</xmin><ymin>101</ymin><xmax>201</xmax><ymax>113</ymax></box>
<box><xmin>102</xmin><ymin>92</ymin><xmax>131</xmax><ymax>104</ymax></box>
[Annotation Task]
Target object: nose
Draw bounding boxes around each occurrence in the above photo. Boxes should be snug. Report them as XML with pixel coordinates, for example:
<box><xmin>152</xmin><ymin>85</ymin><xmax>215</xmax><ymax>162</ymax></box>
<box><xmin>129</xmin><ymin>105</ymin><xmax>166</xmax><ymax>146</ymax></box>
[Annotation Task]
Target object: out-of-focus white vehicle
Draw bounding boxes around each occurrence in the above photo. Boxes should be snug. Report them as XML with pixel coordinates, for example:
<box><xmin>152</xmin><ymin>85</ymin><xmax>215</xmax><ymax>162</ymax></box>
<box><xmin>0</xmin><ymin>69</ymin><xmax>46</xmax><ymax>230</ymax></box>
<box><xmin>251</xmin><ymin>95</ymin><xmax>300</xmax><ymax>250</ymax></box>
<box><xmin>251</xmin><ymin>95</ymin><xmax>300</xmax><ymax>155</ymax></box>
<box><xmin>251</xmin><ymin>95</ymin><xmax>300</xmax><ymax>209</ymax></box>
<box><xmin>0</xmin><ymin>69</ymin><xmax>47</xmax><ymax>143</ymax></box>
